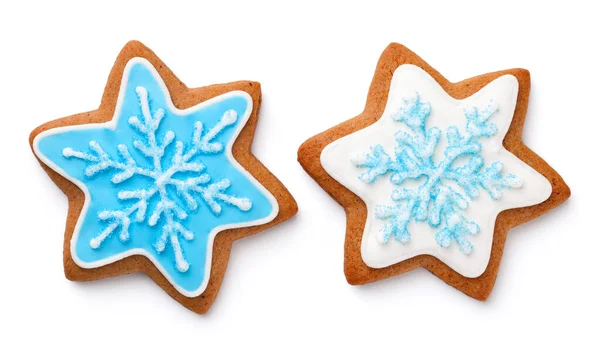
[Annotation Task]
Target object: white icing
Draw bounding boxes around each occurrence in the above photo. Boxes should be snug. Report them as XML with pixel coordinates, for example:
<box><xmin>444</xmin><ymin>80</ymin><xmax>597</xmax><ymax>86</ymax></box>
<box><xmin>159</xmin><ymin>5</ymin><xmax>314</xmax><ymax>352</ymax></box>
<box><xmin>33</xmin><ymin>57</ymin><xmax>279</xmax><ymax>297</ymax></box>
<box><xmin>320</xmin><ymin>64</ymin><xmax>551</xmax><ymax>278</ymax></box>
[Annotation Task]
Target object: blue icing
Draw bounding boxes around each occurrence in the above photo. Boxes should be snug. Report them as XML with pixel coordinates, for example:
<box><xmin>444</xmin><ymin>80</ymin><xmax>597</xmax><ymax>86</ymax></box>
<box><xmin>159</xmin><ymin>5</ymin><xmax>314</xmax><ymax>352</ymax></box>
<box><xmin>352</xmin><ymin>93</ymin><xmax>522</xmax><ymax>254</ymax></box>
<box><xmin>37</xmin><ymin>61</ymin><xmax>274</xmax><ymax>293</ymax></box>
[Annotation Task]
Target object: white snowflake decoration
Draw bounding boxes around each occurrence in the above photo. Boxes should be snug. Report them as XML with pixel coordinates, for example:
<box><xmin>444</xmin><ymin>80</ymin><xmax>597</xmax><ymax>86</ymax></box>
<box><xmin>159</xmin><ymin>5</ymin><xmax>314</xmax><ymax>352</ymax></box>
<box><xmin>62</xmin><ymin>86</ymin><xmax>252</xmax><ymax>272</ymax></box>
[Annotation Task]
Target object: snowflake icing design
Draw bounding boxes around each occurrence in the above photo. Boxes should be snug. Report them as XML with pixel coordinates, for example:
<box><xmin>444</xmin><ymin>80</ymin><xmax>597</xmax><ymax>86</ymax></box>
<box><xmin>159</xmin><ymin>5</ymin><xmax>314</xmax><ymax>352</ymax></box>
<box><xmin>62</xmin><ymin>86</ymin><xmax>252</xmax><ymax>273</ymax></box>
<box><xmin>351</xmin><ymin>94</ymin><xmax>523</xmax><ymax>254</ymax></box>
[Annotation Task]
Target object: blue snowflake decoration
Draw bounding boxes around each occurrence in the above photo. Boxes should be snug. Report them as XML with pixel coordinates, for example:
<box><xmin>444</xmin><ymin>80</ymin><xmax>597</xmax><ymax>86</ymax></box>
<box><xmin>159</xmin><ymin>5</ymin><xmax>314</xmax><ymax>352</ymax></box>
<box><xmin>352</xmin><ymin>94</ymin><xmax>522</xmax><ymax>254</ymax></box>
<box><xmin>35</xmin><ymin>60</ymin><xmax>276</xmax><ymax>294</ymax></box>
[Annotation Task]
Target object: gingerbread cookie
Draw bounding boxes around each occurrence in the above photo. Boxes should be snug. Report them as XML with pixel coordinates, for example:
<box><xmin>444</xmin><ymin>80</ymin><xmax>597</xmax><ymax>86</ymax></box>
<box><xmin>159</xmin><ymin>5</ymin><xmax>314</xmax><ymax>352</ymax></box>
<box><xmin>30</xmin><ymin>41</ymin><xmax>297</xmax><ymax>313</ymax></box>
<box><xmin>298</xmin><ymin>43</ymin><xmax>569</xmax><ymax>300</ymax></box>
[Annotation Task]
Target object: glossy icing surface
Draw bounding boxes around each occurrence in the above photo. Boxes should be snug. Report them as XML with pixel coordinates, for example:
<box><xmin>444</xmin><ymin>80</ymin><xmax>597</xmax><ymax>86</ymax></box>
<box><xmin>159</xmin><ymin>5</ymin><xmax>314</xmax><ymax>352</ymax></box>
<box><xmin>321</xmin><ymin>65</ymin><xmax>551</xmax><ymax>277</ymax></box>
<box><xmin>34</xmin><ymin>58</ymin><xmax>278</xmax><ymax>296</ymax></box>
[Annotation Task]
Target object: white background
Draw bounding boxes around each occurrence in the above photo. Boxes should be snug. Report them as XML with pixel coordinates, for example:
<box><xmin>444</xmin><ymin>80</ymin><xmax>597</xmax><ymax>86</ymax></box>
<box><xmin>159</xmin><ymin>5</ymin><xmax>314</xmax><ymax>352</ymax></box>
<box><xmin>0</xmin><ymin>1</ymin><xmax>597</xmax><ymax>357</ymax></box>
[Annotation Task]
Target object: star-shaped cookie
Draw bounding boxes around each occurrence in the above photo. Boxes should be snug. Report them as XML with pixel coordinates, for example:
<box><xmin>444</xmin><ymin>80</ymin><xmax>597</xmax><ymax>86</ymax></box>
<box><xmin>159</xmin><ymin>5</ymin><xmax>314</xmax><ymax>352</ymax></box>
<box><xmin>30</xmin><ymin>41</ymin><xmax>297</xmax><ymax>313</ymax></box>
<box><xmin>298</xmin><ymin>43</ymin><xmax>569</xmax><ymax>299</ymax></box>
